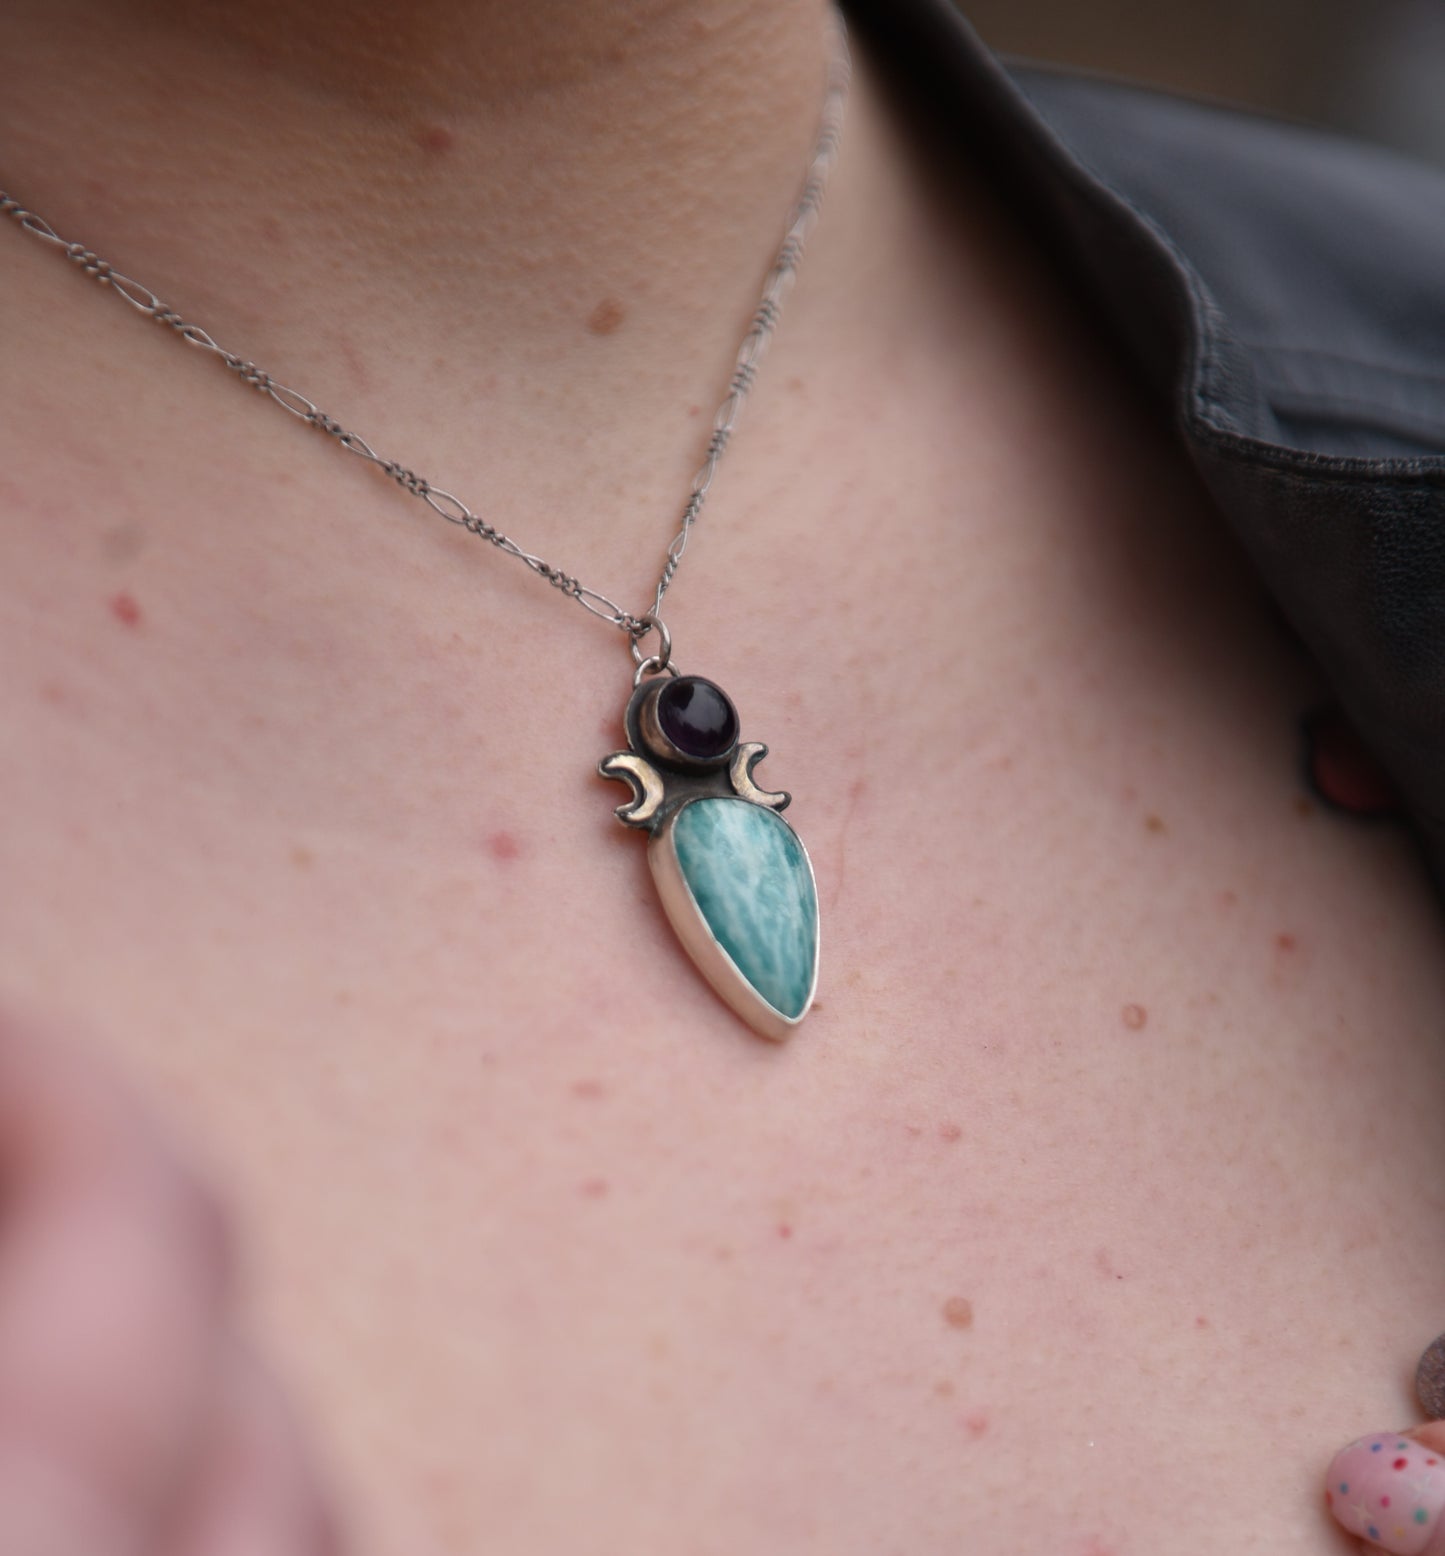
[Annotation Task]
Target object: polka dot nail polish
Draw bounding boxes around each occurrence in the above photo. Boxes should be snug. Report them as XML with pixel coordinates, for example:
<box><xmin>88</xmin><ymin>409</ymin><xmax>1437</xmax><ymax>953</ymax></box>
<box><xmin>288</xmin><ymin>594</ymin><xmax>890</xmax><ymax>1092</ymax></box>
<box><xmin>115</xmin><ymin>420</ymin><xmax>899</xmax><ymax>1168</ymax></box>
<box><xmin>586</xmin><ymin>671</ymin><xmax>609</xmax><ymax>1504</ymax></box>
<box><xmin>1326</xmin><ymin>1433</ymin><xmax>1445</xmax><ymax>1554</ymax></box>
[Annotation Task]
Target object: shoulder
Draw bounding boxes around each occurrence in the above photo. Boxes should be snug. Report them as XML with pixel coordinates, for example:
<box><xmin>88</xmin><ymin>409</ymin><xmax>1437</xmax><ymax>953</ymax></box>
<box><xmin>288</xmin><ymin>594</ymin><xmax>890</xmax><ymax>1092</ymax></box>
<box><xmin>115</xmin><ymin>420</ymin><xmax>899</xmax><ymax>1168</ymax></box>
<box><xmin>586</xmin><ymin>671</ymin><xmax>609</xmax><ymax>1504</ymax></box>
<box><xmin>847</xmin><ymin>0</ymin><xmax>1445</xmax><ymax>884</ymax></box>
<box><xmin>999</xmin><ymin>68</ymin><xmax>1445</xmax><ymax>879</ymax></box>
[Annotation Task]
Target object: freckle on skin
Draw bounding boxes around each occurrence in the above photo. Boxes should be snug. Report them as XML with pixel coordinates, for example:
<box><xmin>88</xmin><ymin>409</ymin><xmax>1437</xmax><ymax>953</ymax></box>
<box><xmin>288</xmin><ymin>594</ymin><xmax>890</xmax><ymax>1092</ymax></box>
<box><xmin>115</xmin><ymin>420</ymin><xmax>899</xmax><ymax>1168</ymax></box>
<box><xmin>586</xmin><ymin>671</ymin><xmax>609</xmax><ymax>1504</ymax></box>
<box><xmin>1294</xmin><ymin>795</ymin><xmax>1314</xmax><ymax>817</ymax></box>
<box><xmin>290</xmin><ymin>845</ymin><xmax>314</xmax><ymax>870</ymax></box>
<box><xmin>570</xmin><ymin>1078</ymin><xmax>606</xmax><ymax>1101</ymax></box>
<box><xmin>1218</xmin><ymin>889</ymin><xmax>1238</xmax><ymax>910</ymax></box>
<box><xmin>110</xmin><ymin>591</ymin><xmax>142</xmax><ymax>627</ymax></box>
<box><xmin>1275</xmin><ymin>931</ymin><xmax>1297</xmax><ymax>952</ymax></box>
<box><xmin>487</xmin><ymin>831</ymin><xmax>522</xmax><ymax>862</ymax></box>
<box><xmin>939</xmin><ymin>1122</ymin><xmax>962</xmax><ymax>1143</ymax></box>
<box><xmin>934</xmin><ymin>1380</ymin><xmax>955</xmax><ymax>1398</ymax></box>
<box><xmin>1144</xmin><ymin>813</ymin><xmax>1167</xmax><ymax>835</ymax></box>
<box><xmin>964</xmin><ymin>1412</ymin><xmax>989</xmax><ymax>1438</ymax></box>
<box><xmin>579</xmin><ymin>1177</ymin><xmax>609</xmax><ymax>1199</ymax></box>
<box><xmin>416</xmin><ymin>123</ymin><xmax>455</xmax><ymax>154</ymax></box>
<box><xmin>942</xmin><ymin>1296</ymin><xmax>973</xmax><ymax>1329</ymax></box>
<box><xmin>587</xmin><ymin>297</ymin><xmax>626</xmax><ymax>335</ymax></box>
<box><xmin>1195</xmin><ymin>1315</ymin><xmax>1209</xmax><ymax>1328</ymax></box>
<box><xmin>1121</xmin><ymin>1003</ymin><xmax>1147</xmax><ymax>1030</ymax></box>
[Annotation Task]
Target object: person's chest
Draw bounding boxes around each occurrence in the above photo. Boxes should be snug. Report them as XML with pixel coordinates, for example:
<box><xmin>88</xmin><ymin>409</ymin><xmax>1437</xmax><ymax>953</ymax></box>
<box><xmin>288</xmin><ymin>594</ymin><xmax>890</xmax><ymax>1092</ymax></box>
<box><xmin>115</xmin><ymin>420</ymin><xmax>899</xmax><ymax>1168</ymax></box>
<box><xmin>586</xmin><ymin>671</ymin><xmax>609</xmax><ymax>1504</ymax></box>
<box><xmin>5</xmin><ymin>435</ymin><xmax>1445</xmax><ymax>1555</ymax></box>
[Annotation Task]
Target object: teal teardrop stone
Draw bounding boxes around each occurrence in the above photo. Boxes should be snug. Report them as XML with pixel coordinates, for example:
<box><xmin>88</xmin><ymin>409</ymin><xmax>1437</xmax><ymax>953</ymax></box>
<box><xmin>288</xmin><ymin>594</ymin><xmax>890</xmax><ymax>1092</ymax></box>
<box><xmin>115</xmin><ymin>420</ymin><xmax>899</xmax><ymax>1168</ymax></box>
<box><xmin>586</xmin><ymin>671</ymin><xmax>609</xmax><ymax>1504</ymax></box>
<box><xmin>671</xmin><ymin>797</ymin><xmax>818</xmax><ymax>1020</ymax></box>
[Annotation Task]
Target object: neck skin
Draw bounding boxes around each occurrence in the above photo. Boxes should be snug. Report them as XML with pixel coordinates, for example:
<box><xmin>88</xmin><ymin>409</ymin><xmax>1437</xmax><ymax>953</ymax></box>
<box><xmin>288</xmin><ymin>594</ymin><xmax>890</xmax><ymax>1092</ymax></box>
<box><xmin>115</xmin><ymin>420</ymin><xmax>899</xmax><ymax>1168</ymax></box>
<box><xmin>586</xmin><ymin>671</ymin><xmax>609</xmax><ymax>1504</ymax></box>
<box><xmin>2</xmin><ymin>0</ymin><xmax>922</xmax><ymax>670</ymax></box>
<box><xmin>1</xmin><ymin>0</ymin><xmax>837</xmax><ymax>391</ymax></box>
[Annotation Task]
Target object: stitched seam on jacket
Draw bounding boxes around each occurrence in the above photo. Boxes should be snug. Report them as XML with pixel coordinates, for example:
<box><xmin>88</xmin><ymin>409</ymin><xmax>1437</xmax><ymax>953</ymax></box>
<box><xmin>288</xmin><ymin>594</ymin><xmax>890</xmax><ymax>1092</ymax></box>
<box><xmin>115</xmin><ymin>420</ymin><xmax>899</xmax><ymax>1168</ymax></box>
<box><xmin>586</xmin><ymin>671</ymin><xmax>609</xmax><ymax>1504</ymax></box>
<box><xmin>1189</xmin><ymin>421</ymin><xmax>1445</xmax><ymax>483</ymax></box>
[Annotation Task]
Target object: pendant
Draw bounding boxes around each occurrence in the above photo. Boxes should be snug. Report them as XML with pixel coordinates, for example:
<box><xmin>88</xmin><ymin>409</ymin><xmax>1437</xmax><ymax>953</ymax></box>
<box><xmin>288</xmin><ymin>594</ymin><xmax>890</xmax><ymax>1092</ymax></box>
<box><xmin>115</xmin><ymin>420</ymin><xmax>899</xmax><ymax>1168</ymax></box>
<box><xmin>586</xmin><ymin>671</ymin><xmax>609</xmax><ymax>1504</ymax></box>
<box><xmin>599</xmin><ymin>670</ymin><xmax>820</xmax><ymax>1041</ymax></box>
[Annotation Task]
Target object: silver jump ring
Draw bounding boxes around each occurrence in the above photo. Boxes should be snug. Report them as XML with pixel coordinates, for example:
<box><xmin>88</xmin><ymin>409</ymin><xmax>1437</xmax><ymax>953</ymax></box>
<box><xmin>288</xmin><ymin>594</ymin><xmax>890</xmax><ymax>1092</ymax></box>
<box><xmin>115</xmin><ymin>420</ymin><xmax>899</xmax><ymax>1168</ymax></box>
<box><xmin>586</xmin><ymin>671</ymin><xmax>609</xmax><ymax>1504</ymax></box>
<box><xmin>633</xmin><ymin>655</ymin><xmax>681</xmax><ymax>688</ymax></box>
<box><xmin>628</xmin><ymin>611</ymin><xmax>672</xmax><ymax>673</ymax></box>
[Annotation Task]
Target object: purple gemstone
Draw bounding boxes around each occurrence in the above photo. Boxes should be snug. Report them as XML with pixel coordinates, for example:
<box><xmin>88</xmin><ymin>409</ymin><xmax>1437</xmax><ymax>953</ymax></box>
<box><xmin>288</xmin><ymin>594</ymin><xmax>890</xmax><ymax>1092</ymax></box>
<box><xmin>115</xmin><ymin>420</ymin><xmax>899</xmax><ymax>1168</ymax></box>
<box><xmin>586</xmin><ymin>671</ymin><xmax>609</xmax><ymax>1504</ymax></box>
<box><xmin>657</xmin><ymin>677</ymin><xmax>738</xmax><ymax>760</ymax></box>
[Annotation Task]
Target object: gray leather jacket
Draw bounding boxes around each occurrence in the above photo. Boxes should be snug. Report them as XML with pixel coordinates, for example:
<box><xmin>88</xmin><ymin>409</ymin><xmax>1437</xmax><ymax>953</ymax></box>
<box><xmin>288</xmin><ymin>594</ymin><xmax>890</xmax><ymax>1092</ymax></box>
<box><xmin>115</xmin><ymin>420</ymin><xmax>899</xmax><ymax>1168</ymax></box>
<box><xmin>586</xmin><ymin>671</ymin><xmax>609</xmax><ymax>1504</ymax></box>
<box><xmin>848</xmin><ymin>0</ymin><xmax>1445</xmax><ymax>883</ymax></box>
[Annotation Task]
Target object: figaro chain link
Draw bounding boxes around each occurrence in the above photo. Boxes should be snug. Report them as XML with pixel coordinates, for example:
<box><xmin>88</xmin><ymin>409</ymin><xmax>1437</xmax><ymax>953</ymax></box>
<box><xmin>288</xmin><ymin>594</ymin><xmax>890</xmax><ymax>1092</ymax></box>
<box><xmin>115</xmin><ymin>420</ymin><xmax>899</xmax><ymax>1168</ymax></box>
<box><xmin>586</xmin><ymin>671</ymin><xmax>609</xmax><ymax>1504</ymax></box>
<box><xmin>0</xmin><ymin>11</ymin><xmax>850</xmax><ymax>647</ymax></box>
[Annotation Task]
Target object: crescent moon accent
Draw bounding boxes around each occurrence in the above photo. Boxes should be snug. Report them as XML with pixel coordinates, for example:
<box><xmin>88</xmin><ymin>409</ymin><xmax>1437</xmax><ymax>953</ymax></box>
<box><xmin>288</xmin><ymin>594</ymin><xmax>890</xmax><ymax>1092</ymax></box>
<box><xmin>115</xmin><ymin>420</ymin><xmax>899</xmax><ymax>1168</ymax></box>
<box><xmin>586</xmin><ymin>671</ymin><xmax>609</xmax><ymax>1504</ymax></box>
<box><xmin>599</xmin><ymin>751</ymin><xmax>665</xmax><ymax>828</ymax></box>
<box><xmin>729</xmin><ymin>742</ymin><xmax>790</xmax><ymax>811</ymax></box>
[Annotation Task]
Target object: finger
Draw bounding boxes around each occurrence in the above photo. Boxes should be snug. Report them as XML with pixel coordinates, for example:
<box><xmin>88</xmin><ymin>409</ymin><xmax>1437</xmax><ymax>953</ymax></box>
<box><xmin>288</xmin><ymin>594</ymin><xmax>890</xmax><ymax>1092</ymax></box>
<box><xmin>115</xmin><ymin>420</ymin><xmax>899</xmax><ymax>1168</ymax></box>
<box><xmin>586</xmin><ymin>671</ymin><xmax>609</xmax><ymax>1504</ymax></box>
<box><xmin>160</xmin><ymin>1343</ymin><xmax>345</xmax><ymax>1556</ymax></box>
<box><xmin>0</xmin><ymin>1005</ymin><xmax>235</xmax><ymax>1555</ymax></box>
<box><xmin>1325</xmin><ymin>1425</ymin><xmax>1445</xmax><ymax>1555</ymax></box>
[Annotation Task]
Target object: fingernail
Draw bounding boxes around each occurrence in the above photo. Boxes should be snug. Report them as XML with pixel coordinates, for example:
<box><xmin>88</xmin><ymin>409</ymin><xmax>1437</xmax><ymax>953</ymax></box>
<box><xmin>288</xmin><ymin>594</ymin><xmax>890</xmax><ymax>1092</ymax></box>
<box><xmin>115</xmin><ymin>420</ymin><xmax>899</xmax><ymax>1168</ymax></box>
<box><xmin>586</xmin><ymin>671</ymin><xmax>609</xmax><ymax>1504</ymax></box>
<box><xmin>0</xmin><ymin>1452</ymin><xmax>134</xmax><ymax>1556</ymax></box>
<box><xmin>1327</xmin><ymin>1432</ymin><xmax>1445</xmax><ymax>1554</ymax></box>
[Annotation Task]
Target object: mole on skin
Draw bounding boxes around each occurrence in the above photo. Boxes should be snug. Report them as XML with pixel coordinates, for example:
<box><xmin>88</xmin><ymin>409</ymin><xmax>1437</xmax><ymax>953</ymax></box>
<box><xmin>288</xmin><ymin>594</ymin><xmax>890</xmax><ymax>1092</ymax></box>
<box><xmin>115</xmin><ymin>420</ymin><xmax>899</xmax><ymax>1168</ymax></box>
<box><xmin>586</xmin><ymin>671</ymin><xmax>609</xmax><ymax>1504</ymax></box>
<box><xmin>110</xmin><ymin>591</ymin><xmax>142</xmax><ymax>628</ymax></box>
<box><xmin>487</xmin><ymin>831</ymin><xmax>522</xmax><ymax>862</ymax></box>
<box><xmin>415</xmin><ymin>124</ymin><xmax>456</xmax><ymax>154</ymax></box>
<box><xmin>587</xmin><ymin>298</ymin><xmax>626</xmax><ymax>335</ymax></box>
<box><xmin>942</xmin><ymin>1296</ymin><xmax>973</xmax><ymax>1329</ymax></box>
<box><xmin>1121</xmin><ymin>1003</ymin><xmax>1147</xmax><ymax>1030</ymax></box>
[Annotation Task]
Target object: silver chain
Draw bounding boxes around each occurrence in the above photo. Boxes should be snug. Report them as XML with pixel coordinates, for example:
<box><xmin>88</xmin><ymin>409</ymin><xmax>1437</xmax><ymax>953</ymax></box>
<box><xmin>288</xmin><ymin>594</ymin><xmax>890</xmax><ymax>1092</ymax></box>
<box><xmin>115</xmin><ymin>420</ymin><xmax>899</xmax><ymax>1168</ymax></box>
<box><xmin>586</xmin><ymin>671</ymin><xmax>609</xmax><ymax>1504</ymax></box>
<box><xmin>0</xmin><ymin>12</ymin><xmax>850</xmax><ymax>658</ymax></box>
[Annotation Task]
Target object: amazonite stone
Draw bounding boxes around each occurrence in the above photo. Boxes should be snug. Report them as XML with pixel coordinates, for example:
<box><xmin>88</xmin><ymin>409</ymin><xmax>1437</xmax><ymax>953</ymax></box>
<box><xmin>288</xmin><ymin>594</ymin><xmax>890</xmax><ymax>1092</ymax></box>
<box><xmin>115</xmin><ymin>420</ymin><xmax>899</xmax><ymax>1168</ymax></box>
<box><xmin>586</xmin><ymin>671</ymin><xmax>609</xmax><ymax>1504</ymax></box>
<box><xmin>672</xmin><ymin>797</ymin><xmax>817</xmax><ymax>1019</ymax></box>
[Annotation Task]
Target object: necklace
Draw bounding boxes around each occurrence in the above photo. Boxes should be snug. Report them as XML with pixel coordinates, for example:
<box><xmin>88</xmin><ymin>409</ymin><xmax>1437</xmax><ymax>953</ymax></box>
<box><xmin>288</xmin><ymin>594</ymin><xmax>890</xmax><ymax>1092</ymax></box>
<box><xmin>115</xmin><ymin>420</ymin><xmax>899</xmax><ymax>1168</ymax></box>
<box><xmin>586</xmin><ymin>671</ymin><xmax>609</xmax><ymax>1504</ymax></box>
<box><xmin>1</xmin><ymin>11</ymin><xmax>850</xmax><ymax>1043</ymax></box>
